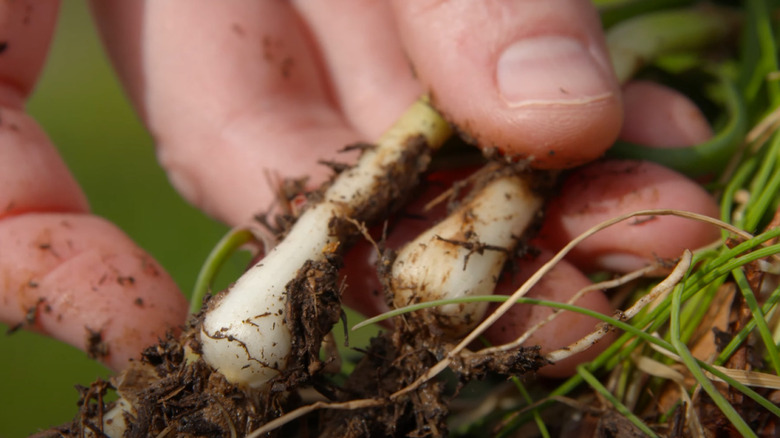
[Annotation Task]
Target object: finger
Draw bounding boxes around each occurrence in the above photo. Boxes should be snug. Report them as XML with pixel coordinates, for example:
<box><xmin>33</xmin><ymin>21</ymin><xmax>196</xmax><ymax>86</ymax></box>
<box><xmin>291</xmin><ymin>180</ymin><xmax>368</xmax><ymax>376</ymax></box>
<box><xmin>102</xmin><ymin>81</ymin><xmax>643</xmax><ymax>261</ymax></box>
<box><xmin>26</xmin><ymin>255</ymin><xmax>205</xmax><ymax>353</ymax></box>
<box><xmin>0</xmin><ymin>2</ymin><xmax>86</xmax><ymax>216</ymax></box>
<box><xmin>537</xmin><ymin>84</ymin><xmax>719</xmax><ymax>273</ymax></box>
<box><xmin>538</xmin><ymin>159</ymin><xmax>720</xmax><ymax>273</ymax></box>
<box><xmin>0</xmin><ymin>214</ymin><xmax>187</xmax><ymax>371</ymax></box>
<box><xmin>392</xmin><ymin>0</ymin><xmax>622</xmax><ymax>168</ymax></box>
<box><xmin>0</xmin><ymin>1</ymin><xmax>187</xmax><ymax>371</ymax></box>
<box><xmin>620</xmin><ymin>80</ymin><xmax>712</xmax><ymax>147</ymax></box>
<box><xmin>90</xmin><ymin>1</ymin><xmax>364</xmax><ymax>225</ymax></box>
<box><xmin>0</xmin><ymin>109</ymin><xmax>88</xmax><ymax>218</ymax></box>
<box><xmin>483</xmin><ymin>250</ymin><xmax>615</xmax><ymax>378</ymax></box>
<box><xmin>292</xmin><ymin>0</ymin><xmax>423</xmax><ymax>139</ymax></box>
<box><xmin>0</xmin><ymin>0</ymin><xmax>59</xmax><ymax>107</ymax></box>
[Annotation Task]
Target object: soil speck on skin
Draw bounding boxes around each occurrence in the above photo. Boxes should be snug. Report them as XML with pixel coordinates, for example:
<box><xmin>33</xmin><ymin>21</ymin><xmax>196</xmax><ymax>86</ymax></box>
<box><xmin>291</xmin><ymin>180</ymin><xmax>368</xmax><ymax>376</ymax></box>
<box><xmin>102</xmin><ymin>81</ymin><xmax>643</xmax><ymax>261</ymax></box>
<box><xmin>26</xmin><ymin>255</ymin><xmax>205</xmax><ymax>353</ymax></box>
<box><xmin>262</xmin><ymin>35</ymin><xmax>273</xmax><ymax>60</ymax></box>
<box><xmin>139</xmin><ymin>254</ymin><xmax>161</xmax><ymax>277</ymax></box>
<box><xmin>24</xmin><ymin>298</ymin><xmax>45</xmax><ymax>325</ymax></box>
<box><xmin>23</xmin><ymin>4</ymin><xmax>33</xmax><ymax>25</ymax></box>
<box><xmin>134</xmin><ymin>297</ymin><xmax>144</xmax><ymax>308</ymax></box>
<box><xmin>5</xmin><ymin>322</ymin><xmax>23</xmax><ymax>335</ymax></box>
<box><xmin>85</xmin><ymin>327</ymin><xmax>108</xmax><ymax>360</ymax></box>
<box><xmin>118</xmin><ymin>276</ymin><xmax>136</xmax><ymax>286</ymax></box>
<box><xmin>281</xmin><ymin>57</ymin><xmax>294</xmax><ymax>78</ymax></box>
<box><xmin>262</xmin><ymin>35</ymin><xmax>283</xmax><ymax>62</ymax></box>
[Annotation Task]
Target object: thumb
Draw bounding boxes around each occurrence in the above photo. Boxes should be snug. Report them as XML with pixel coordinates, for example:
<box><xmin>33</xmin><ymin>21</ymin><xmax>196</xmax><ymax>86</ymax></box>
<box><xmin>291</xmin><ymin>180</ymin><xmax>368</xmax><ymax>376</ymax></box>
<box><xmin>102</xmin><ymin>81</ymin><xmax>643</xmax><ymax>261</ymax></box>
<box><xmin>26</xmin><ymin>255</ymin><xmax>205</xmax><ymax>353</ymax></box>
<box><xmin>392</xmin><ymin>0</ymin><xmax>622</xmax><ymax>168</ymax></box>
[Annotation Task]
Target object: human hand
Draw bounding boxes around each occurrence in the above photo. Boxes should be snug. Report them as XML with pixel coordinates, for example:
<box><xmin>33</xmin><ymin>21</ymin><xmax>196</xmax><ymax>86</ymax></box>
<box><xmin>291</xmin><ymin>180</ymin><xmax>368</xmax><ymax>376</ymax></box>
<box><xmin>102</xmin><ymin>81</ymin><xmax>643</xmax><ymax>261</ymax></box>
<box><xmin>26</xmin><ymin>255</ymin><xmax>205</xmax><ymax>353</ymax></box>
<box><xmin>1</xmin><ymin>0</ymin><xmax>719</xmax><ymax>380</ymax></box>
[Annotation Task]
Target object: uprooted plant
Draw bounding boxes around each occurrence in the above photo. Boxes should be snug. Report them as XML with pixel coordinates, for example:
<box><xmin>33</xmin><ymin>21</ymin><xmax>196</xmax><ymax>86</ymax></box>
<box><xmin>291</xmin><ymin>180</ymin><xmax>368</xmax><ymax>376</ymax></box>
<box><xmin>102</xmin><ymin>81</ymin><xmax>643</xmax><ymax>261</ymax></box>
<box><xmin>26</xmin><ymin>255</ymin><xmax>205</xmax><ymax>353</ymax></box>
<box><xmin>37</xmin><ymin>3</ymin><xmax>780</xmax><ymax>437</ymax></box>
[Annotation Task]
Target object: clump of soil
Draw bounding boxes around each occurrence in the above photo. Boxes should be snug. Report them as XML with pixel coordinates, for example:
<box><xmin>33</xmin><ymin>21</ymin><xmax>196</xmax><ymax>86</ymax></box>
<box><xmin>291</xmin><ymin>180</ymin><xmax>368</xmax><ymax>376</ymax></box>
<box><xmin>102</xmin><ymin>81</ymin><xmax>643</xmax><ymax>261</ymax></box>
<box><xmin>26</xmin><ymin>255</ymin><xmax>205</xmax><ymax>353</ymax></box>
<box><xmin>319</xmin><ymin>313</ymin><xmax>548</xmax><ymax>437</ymax></box>
<box><xmin>42</xmin><ymin>284</ymin><xmax>548</xmax><ymax>437</ymax></box>
<box><xmin>39</xmin><ymin>317</ymin><xmax>277</xmax><ymax>437</ymax></box>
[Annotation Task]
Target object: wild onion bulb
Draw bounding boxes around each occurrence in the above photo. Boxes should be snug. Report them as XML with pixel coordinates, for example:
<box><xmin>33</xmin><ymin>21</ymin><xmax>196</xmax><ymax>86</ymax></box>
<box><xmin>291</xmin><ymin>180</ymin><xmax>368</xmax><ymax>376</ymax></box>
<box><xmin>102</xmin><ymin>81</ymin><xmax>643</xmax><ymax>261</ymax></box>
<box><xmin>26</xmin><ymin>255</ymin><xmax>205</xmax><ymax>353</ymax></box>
<box><xmin>390</xmin><ymin>174</ymin><xmax>542</xmax><ymax>336</ymax></box>
<box><xmin>199</xmin><ymin>99</ymin><xmax>451</xmax><ymax>389</ymax></box>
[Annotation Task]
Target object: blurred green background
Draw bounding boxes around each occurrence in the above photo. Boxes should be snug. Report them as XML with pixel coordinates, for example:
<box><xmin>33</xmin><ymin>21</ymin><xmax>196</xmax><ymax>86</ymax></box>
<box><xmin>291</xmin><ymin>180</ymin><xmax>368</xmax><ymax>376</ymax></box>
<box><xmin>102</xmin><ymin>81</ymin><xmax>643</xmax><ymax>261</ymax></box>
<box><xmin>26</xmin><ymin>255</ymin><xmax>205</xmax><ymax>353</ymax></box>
<box><xmin>0</xmin><ymin>2</ymin><xmax>246</xmax><ymax>436</ymax></box>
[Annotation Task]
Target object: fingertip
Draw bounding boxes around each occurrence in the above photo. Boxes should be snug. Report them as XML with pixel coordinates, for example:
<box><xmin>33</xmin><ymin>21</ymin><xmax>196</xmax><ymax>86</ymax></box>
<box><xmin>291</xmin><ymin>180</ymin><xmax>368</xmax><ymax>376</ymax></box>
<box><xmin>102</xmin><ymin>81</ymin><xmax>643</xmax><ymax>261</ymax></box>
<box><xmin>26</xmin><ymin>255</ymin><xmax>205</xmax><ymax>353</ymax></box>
<box><xmin>0</xmin><ymin>213</ymin><xmax>188</xmax><ymax>371</ymax></box>
<box><xmin>0</xmin><ymin>0</ymin><xmax>60</xmax><ymax>103</ymax></box>
<box><xmin>490</xmin><ymin>32</ymin><xmax>623</xmax><ymax>167</ymax></box>
<box><xmin>620</xmin><ymin>80</ymin><xmax>713</xmax><ymax>147</ymax></box>
<box><xmin>538</xmin><ymin>160</ymin><xmax>720</xmax><ymax>273</ymax></box>
<box><xmin>38</xmin><ymin>248</ymin><xmax>187</xmax><ymax>371</ymax></box>
<box><xmin>0</xmin><ymin>108</ymin><xmax>89</xmax><ymax>219</ymax></box>
<box><xmin>393</xmin><ymin>0</ymin><xmax>622</xmax><ymax>168</ymax></box>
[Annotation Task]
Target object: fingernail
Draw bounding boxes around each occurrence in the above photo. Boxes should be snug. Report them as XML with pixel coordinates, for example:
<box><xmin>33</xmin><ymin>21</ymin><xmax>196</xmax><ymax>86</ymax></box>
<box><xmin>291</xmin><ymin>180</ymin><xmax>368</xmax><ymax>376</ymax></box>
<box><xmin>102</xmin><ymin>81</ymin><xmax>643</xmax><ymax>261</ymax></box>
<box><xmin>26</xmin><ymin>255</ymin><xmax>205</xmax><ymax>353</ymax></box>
<box><xmin>595</xmin><ymin>253</ymin><xmax>649</xmax><ymax>273</ymax></box>
<box><xmin>497</xmin><ymin>36</ymin><xmax>614</xmax><ymax>107</ymax></box>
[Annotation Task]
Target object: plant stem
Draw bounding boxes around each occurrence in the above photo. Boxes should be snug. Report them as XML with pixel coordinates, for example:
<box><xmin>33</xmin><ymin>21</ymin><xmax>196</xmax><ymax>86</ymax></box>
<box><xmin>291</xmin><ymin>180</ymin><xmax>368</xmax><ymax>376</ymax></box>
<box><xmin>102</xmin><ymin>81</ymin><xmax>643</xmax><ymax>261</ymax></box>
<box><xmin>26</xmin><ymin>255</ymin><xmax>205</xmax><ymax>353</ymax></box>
<box><xmin>606</xmin><ymin>6</ymin><xmax>739</xmax><ymax>83</ymax></box>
